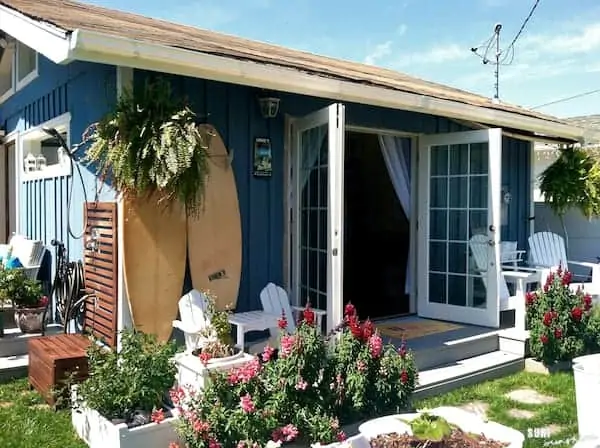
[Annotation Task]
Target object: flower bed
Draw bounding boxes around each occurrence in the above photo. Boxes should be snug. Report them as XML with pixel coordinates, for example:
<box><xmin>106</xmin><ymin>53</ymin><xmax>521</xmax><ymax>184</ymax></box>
<box><xmin>72</xmin><ymin>397</ymin><xmax>178</xmax><ymax>448</ymax></box>
<box><xmin>174</xmin><ymin>350</ymin><xmax>254</xmax><ymax>390</ymax></box>
<box><xmin>527</xmin><ymin>267</ymin><xmax>594</xmax><ymax>367</ymax></box>
<box><xmin>170</xmin><ymin>303</ymin><xmax>418</xmax><ymax>447</ymax></box>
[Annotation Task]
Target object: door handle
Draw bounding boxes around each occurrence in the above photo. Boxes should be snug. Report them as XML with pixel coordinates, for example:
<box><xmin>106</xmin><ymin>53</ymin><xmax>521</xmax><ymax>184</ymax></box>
<box><xmin>489</xmin><ymin>225</ymin><xmax>496</xmax><ymax>232</ymax></box>
<box><xmin>488</xmin><ymin>239</ymin><xmax>495</xmax><ymax>247</ymax></box>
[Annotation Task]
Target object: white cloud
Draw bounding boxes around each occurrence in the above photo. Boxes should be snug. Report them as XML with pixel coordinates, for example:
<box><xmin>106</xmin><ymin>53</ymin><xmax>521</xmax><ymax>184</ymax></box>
<box><xmin>364</xmin><ymin>41</ymin><xmax>393</xmax><ymax>65</ymax></box>
<box><xmin>394</xmin><ymin>43</ymin><xmax>470</xmax><ymax>67</ymax></box>
<box><xmin>520</xmin><ymin>22</ymin><xmax>600</xmax><ymax>55</ymax></box>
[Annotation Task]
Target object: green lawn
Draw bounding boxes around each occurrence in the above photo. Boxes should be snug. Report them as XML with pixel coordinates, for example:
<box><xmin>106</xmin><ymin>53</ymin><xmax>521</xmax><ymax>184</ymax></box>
<box><xmin>0</xmin><ymin>378</ymin><xmax>84</xmax><ymax>448</ymax></box>
<box><xmin>415</xmin><ymin>371</ymin><xmax>578</xmax><ymax>448</ymax></box>
<box><xmin>0</xmin><ymin>372</ymin><xmax>578</xmax><ymax>448</ymax></box>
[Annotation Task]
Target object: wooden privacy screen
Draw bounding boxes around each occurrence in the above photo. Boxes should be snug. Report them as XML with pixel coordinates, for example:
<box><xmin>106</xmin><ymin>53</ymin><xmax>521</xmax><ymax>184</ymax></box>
<box><xmin>83</xmin><ymin>202</ymin><xmax>118</xmax><ymax>347</ymax></box>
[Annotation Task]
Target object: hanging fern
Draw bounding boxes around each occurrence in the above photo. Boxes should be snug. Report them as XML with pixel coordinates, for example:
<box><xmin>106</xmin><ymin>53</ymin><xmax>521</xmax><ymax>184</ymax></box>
<box><xmin>539</xmin><ymin>145</ymin><xmax>600</xmax><ymax>219</ymax></box>
<box><xmin>85</xmin><ymin>77</ymin><xmax>210</xmax><ymax>216</ymax></box>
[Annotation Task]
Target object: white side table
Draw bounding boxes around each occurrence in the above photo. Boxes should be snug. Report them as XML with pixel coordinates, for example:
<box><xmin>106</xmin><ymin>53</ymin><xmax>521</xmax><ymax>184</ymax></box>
<box><xmin>228</xmin><ymin>311</ymin><xmax>280</xmax><ymax>350</ymax></box>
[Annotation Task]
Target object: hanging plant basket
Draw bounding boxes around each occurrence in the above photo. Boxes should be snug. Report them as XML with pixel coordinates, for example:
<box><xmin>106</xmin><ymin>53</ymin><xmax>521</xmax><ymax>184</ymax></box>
<box><xmin>84</xmin><ymin>77</ymin><xmax>211</xmax><ymax>216</ymax></box>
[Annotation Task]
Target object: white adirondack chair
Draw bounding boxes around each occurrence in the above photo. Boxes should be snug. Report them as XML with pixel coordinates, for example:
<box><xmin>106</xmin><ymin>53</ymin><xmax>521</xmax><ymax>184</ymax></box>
<box><xmin>0</xmin><ymin>234</ymin><xmax>45</xmax><ymax>279</ymax></box>
<box><xmin>469</xmin><ymin>234</ymin><xmax>540</xmax><ymax>331</ymax></box>
<box><xmin>172</xmin><ymin>289</ymin><xmax>214</xmax><ymax>353</ymax></box>
<box><xmin>528</xmin><ymin>231</ymin><xmax>600</xmax><ymax>296</ymax></box>
<box><xmin>255</xmin><ymin>282</ymin><xmax>327</xmax><ymax>350</ymax></box>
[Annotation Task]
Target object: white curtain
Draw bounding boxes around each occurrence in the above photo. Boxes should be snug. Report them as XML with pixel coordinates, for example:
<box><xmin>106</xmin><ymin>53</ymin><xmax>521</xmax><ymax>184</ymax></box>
<box><xmin>300</xmin><ymin>125</ymin><xmax>327</xmax><ymax>190</ymax></box>
<box><xmin>378</xmin><ymin>135</ymin><xmax>412</xmax><ymax>294</ymax></box>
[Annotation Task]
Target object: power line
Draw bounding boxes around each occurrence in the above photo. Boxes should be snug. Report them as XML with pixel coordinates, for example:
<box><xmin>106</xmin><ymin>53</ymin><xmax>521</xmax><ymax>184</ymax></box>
<box><xmin>504</xmin><ymin>0</ymin><xmax>541</xmax><ymax>55</ymax></box>
<box><xmin>532</xmin><ymin>89</ymin><xmax>600</xmax><ymax>109</ymax></box>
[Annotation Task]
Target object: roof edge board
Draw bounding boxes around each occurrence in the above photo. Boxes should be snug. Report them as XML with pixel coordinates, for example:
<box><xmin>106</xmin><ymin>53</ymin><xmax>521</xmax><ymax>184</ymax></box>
<box><xmin>69</xmin><ymin>29</ymin><xmax>588</xmax><ymax>142</ymax></box>
<box><xmin>0</xmin><ymin>4</ymin><xmax>72</xmax><ymax>64</ymax></box>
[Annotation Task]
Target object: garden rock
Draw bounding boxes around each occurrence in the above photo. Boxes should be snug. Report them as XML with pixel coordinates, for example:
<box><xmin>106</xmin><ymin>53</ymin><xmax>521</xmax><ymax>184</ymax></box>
<box><xmin>508</xmin><ymin>409</ymin><xmax>536</xmax><ymax>419</ymax></box>
<box><xmin>505</xmin><ymin>388</ymin><xmax>556</xmax><ymax>405</ymax></box>
<box><xmin>458</xmin><ymin>401</ymin><xmax>489</xmax><ymax>419</ymax></box>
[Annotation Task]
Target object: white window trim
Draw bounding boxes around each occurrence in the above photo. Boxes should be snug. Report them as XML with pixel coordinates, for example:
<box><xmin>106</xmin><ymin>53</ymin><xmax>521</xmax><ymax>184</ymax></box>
<box><xmin>20</xmin><ymin>112</ymin><xmax>72</xmax><ymax>181</ymax></box>
<box><xmin>0</xmin><ymin>40</ymin><xmax>38</xmax><ymax>104</ymax></box>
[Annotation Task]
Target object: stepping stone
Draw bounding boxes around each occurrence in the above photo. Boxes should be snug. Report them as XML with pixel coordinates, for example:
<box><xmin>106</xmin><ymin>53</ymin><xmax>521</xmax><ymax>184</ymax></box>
<box><xmin>505</xmin><ymin>388</ymin><xmax>556</xmax><ymax>405</ymax></box>
<box><xmin>508</xmin><ymin>408</ymin><xmax>536</xmax><ymax>419</ymax></box>
<box><xmin>0</xmin><ymin>402</ymin><xmax>11</xmax><ymax>408</ymax></box>
<box><xmin>458</xmin><ymin>401</ymin><xmax>489</xmax><ymax>419</ymax></box>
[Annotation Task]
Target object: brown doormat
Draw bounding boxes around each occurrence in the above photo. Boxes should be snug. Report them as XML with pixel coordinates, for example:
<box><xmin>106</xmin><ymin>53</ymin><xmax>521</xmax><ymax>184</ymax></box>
<box><xmin>376</xmin><ymin>320</ymin><xmax>463</xmax><ymax>340</ymax></box>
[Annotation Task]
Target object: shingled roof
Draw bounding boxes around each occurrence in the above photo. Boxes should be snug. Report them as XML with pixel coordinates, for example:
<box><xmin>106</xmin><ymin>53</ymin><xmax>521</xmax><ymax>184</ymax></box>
<box><xmin>0</xmin><ymin>0</ymin><xmax>570</xmax><ymax>124</ymax></box>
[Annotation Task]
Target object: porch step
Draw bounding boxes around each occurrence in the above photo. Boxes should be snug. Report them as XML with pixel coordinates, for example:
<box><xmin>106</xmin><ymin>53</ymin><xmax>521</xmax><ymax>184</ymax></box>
<box><xmin>413</xmin><ymin>330</ymin><xmax>500</xmax><ymax>371</ymax></box>
<box><xmin>414</xmin><ymin>350</ymin><xmax>524</xmax><ymax>400</ymax></box>
<box><xmin>0</xmin><ymin>354</ymin><xmax>28</xmax><ymax>382</ymax></box>
<box><xmin>0</xmin><ymin>325</ymin><xmax>62</xmax><ymax>358</ymax></box>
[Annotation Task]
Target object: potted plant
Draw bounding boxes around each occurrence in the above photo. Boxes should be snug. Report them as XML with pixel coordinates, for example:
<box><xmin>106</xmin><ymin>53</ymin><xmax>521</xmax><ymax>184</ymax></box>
<box><xmin>71</xmin><ymin>328</ymin><xmax>180</xmax><ymax>448</ymax></box>
<box><xmin>527</xmin><ymin>266</ymin><xmax>594</xmax><ymax>370</ymax></box>
<box><xmin>85</xmin><ymin>77</ymin><xmax>212</xmax><ymax>216</ymax></box>
<box><xmin>0</xmin><ymin>267</ymin><xmax>48</xmax><ymax>333</ymax></box>
<box><xmin>174</xmin><ymin>291</ymin><xmax>254</xmax><ymax>390</ymax></box>
<box><xmin>356</xmin><ymin>407</ymin><xmax>524</xmax><ymax>448</ymax></box>
<box><xmin>169</xmin><ymin>303</ymin><xmax>418</xmax><ymax>447</ymax></box>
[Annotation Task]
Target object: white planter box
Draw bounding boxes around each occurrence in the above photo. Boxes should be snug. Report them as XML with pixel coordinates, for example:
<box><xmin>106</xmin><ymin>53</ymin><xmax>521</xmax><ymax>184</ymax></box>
<box><xmin>573</xmin><ymin>354</ymin><xmax>600</xmax><ymax>439</ymax></box>
<box><xmin>356</xmin><ymin>407</ymin><xmax>524</xmax><ymax>448</ymax></box>
<box><xmin>72</xmin><ymin>400</ymin><xmax>178</xmax><ymax>448</ymax></box>
<box><xmin>174</xmin><ymin>350</ymin><xmax>255</xmax><ymax>390</ymax></box>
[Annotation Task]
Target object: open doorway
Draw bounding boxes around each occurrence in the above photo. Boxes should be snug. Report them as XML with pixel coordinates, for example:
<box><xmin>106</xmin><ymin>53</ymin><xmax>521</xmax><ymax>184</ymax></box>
<box><xmin>343</xmin><ymin>131</ymin><xmax>411</xmax><ymax>319</ymax></box>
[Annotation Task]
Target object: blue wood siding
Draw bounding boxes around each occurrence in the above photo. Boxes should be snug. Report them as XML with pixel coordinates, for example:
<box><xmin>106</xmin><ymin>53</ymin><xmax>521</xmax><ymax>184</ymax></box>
<box><xmin>134</xmin><ymin>71</ymin><xmax>532</xmax><ymax>313</ymax></box>
<box><xmin>0</xmin><ymin>56</ymin><xmax>117</xmax><ymax>279</ymax></box>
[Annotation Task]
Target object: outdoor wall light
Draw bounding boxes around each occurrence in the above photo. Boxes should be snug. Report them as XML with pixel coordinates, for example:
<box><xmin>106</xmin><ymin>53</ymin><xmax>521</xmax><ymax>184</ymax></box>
<box><xmin>258</xmin><ymin>95</ymin><xmax>281</xmax><ymax>119</ymax></box>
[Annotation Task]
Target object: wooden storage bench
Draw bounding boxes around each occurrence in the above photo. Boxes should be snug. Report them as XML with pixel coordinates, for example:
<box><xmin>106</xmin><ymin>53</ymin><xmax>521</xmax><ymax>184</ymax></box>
<box><xmin>28</xmin><ymin>334</ymin><xmax>90</xmax><ymax>408</ymax></box>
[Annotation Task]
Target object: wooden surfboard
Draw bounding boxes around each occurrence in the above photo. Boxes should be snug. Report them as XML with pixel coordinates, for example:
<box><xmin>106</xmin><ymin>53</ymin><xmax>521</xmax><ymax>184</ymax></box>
<box><xmin>187</xmin><ymin>124</ymin><xmax>242</xmax><ymax>311</ymax></box>
<box><xmin>123</xmin><ymin>194</ymin><xmax>187</xmax><ymax>341</ymax></box>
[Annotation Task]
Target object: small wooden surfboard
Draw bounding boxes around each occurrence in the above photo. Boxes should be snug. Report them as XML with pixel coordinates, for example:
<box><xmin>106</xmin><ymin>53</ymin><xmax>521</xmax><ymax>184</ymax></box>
<box><xmin>123</xmin><ymin>195</ymin><xmax>187</xmax><ymax>341</ymax></box>
<box><xmin>187</xmin><ymin>124</ymin><xmax>242</xmax><ymax>311</ymax></box>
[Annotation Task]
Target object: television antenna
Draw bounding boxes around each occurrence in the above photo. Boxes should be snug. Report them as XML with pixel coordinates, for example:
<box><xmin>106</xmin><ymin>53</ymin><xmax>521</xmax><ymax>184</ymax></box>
<box><xmin>470</xmin><ymin>23</ymin><xmax>504</xmax><ymax>102</ymax></box>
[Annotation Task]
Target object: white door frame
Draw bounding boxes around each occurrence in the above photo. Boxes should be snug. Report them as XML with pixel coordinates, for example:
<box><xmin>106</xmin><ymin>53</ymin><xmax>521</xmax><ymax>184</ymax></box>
<box><xmin>288</xmin><ymin>104</ymin><xmax>346</xmax><ymax>332</ymax></box>
<box><xmin>2</xmin><ymin>130</ymin><xmax>20</xmax><ymax>240</ymax></box>
<box><xmin>417</xmin><ymin>128</ymin><xmax>503</xmax><ymax>328</ymax></box>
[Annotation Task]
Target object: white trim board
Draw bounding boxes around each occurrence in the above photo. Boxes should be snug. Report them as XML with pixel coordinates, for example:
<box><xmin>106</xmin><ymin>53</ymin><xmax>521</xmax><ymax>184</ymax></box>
<box><xmin>0</xmin><ymin>7</ymin><xmax>594</xmax><ymax>143</ymax></box>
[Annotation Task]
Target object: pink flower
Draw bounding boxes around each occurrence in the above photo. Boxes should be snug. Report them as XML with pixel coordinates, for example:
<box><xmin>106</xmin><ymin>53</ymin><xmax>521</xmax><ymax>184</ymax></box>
<box><xmin>279</xmin><ymin>335</ymin><xmax>295</xmax><ymax>357</ymax></box>
<box><xmin>356</xmin><ymin>360</ymin><xmax>367</xmax><ymax>372</ymax></box>
<box><xmin>368</xmin><ymin>333</ymin><xmax>383</xmax><ymax>358</ymax></box>
<box><xmin>240</xmin><ymin>393</ymin><xmax>255</xmax><ymax>413</ymax></box>
<box><xmin>337</xmin><ymin>431</ymin><xmax>347</xmax><ymax>442</ymax></box>
<box><xmin>228</xmin><ymin>358</ymin><xmax>261</xmax><ymax>385</ymax></box>
<box><xmin>262</xmin><ymin>344</ymin><xmax>275</xmax><ymax>362</ymax></box>
<box><xmin>38</xmin><ymin>295</ymin><xmax>49</xmax><ymax>307</ymax></box>
<box><xmin>208</xmin><ymin>440</ymin><xmax>221</xmax><ymax>448</ymax></box>
<box><xmin>237</xmin><ymin>442</ymin><xmax>247</xmax><ymax>448</ymax></box>
<box><xmin>272</xmin><ymin>424</ymin><xmax>299</xmax><ymax>442</ymax></box>
<box><xmin>169</xmin><ymin>386</ymin><xmax>185</xmax><ymax>406</ymax></box>
<box><xmin>400</xmin><ymin>370</ymin><xmax>409</xmax><ymax>384</ymax></box>
<box><xmin>398</xmin><ymin>341</ymin><xmax>407</xmax><ymax>358</ymax></box>
<box><xmin>192</xmin><ymin>419</ymin><xmax>210</xmax><ymax>435</ymax></box>
<box><xmin>278</xmin><ymin>310</ymin><xmax>288</xmax><ymax>330</ymax></box>
<box><xmin>295</xmin><ymin>378</ymin><xmax>308</xmax><ymax>390</ymax></box>
<box><xmin>151</xmin><ymin>408</ymin><xmax>165</xmax><ymax>424</ymax></box>
<box><xmin>169</xmin><ymin>442</ymin><xmax>179</xmax><ymax>448</ymax></box>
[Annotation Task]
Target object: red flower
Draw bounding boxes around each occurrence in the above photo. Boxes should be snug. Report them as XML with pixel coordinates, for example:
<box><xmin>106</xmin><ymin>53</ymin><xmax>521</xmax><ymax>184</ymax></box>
<box><xmin>554</xmin><ymin>328</ymin><xmax>563</xmax><ymax>339</ymax></box>
<box><xmin>337</xmin><ymin>431</ymin><xmax>347</xmax><ymax>442</ymax></box>
<box><xmin>584</xmin><ymin>294</ymin><xmax>593</xmax><ymax>311</ymax></box>
<box><xmin>400</xmin><ymin>370</ymin><xmax>409</xmax><ymax>384</ymax></box>
<box><xmin>542</xmin><ymin>311</ymin><xmax>554</xmax><ymax>326</ymax></box>
<box><xmin>525</xmin><ymin>292</ymin><xmax>536</xmax><ymax>306</ymax></box>
<box><xmin>540</xmin><ymin>334</ymin><xmax>549</xmax><ymax>344</ymax></box>
<box><xmin>38</xmin><ymin>295</ymin><xmax>49</xmax><ymax>307</ymax></box>
<box><xmin>562</xmin><ymin>270</ymin><xmax>573</xmax><ymax>285</ymax></box>
<box><xmin>302</xmin><ymin>305</ymin><xmax>315</xmax><ymax>326</ymax></box>
<box><xmin>347</xmin><ymin>315</ymin><xmax>362</xmax><ymax>339</ymax></box>
<box><xmin>278</xmin><ymin>310</ymin><xmax>288</xmax><ymax>330</ymax></box>
<box><xmin>344</xmin><ymin>303</ymin><xmax>357</xmax><ymax>318</ymax></box>
<box><xmin>151</xmin><ymin>408</ymin><xmax>165</xmax><ymax>424</ymax></box>
<box><xmin>398</xmin><ymin>341</ymin><xmax>407</xmax><ymax>358</ymax></box>
<box><xmin>199</xmin><ymin>351</ymin><xmax>211</xmax><ymax>366</ymax></box>
<box><xmin>571</xmin><ymin>306</ymin><xmax>583</xmax><ymax>322</ymax></box>
<box><xmin>361</xmin><ymin>319</ymin><xmax>375</xmax><ymax>340</ymax></box>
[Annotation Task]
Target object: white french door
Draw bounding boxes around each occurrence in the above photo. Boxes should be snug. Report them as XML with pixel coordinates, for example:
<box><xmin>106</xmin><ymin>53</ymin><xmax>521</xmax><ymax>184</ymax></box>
<box><xmin>291</xmin><ymin>104</ymin><xmax>345</xmax><ymax>333</ymax></box>
<box><xmin>417</xmin><ymin>129</ymin><xmax>503</xmax><ymax>328</ymax></box>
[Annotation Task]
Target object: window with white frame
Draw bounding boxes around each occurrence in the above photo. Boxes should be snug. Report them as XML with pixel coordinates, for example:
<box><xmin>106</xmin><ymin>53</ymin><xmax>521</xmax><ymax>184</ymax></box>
<box><xmin>21</xmin><ymin>113</ymin><xmax>72</xmax><ymax>180</ymax></box>
<box><xmin>0</xmin><ymin>34</ymin><xmax>38</xmax><ymax>103</ymax></box>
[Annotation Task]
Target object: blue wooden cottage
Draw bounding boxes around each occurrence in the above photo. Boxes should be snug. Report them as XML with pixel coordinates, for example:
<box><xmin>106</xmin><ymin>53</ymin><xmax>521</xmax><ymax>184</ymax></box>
<box><xmin>0</xmin><ymin>0</ymin><xmax>595</xmax><ymax>335</ymax></box>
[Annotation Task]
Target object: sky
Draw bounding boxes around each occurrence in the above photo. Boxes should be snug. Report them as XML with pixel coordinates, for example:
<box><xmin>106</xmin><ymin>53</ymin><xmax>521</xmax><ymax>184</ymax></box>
<box><xmin>82</xmin><ymin>0</ymin><xmax>600</xmax><ymax>118</ymax></box>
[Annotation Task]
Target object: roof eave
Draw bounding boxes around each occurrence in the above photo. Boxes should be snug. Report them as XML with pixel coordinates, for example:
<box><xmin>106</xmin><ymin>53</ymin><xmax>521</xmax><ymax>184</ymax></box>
<box><xmin>0</xmin><ymin>7</ymin><xmax>592</xmax><ymax>143</ymax></box>
<box><xmin>0</xmin><ymin>4</ymin><xmax>73</xmax><ymax>63</ymax></box>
